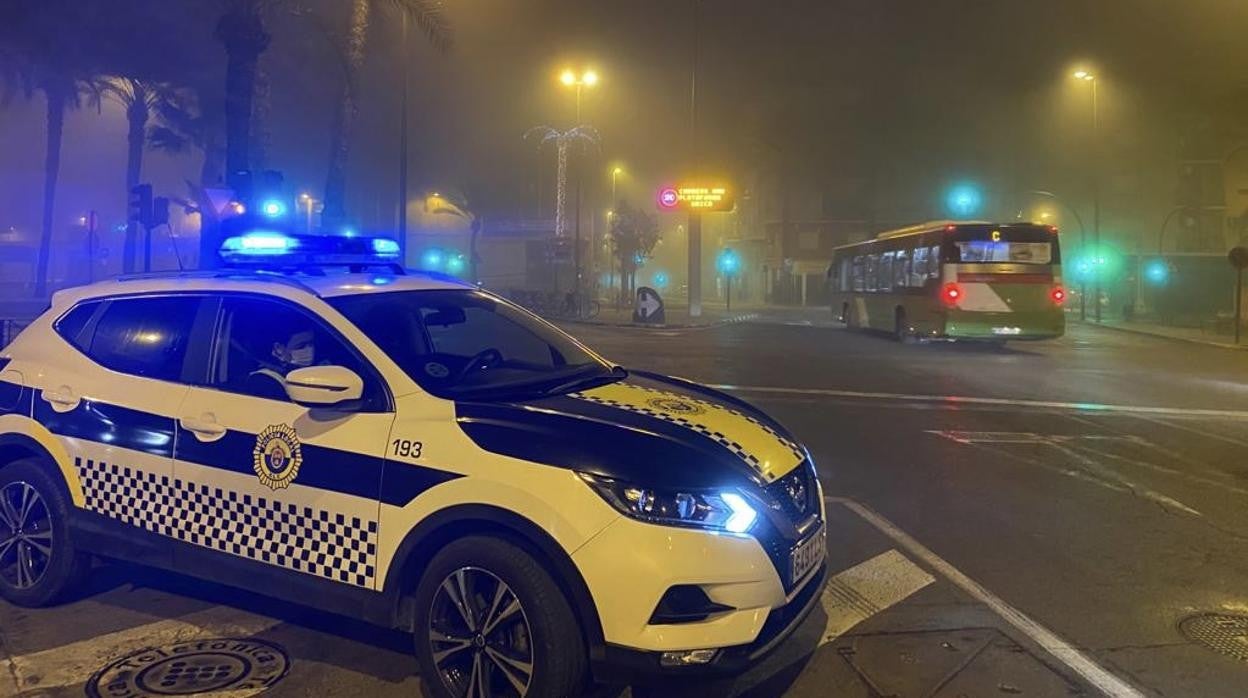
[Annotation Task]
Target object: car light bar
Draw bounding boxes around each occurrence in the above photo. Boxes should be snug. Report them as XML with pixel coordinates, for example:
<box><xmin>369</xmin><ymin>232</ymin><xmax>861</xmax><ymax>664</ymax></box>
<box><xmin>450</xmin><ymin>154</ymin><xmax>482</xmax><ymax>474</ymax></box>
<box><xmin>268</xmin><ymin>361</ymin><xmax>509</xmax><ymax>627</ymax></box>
<box><xmin>219</xmin><ymin>232</ymin><xmax>403</xmax><ymax>271</ymax></box>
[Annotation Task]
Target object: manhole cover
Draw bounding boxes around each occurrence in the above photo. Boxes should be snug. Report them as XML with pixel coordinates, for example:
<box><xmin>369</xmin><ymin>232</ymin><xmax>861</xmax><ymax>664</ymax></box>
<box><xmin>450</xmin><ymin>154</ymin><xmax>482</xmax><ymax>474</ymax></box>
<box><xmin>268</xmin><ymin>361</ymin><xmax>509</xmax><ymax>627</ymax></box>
<box><xmin>86</xmin><ymin>638</ymin><xmax>290</xmax><ymax>697</ymax></box>
<box><xmin>1179</xmin><ymin>613</ymin><xmax>1248</xmax><ymax>662</ymax></box>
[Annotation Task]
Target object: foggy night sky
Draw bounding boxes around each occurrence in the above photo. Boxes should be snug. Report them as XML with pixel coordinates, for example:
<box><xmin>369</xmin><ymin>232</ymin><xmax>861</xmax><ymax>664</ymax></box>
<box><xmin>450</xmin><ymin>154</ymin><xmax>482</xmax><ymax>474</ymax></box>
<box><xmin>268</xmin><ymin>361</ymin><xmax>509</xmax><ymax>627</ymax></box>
<box><xmin>3</xmin><ymin>0</ymin><xmax>1248</xmax><ymax>241</ymax></box>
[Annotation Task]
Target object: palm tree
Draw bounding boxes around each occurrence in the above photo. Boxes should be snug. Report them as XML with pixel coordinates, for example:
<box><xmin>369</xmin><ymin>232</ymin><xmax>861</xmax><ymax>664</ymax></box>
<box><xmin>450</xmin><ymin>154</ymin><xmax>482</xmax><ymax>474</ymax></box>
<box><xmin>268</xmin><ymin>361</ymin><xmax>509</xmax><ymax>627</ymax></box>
<box><xmin>321</xmin><ymin>0</ymin><xmax>452</xmax><ymax>228</ymax></box>
<box><xmin>214</xmin><ymin>0</ymin><xmax>272</xmax><ymax>180</ymax></box>
<box><xmin>0</xmin><ymin>48</ymin><xmax>102</xmax><ymax>297</ymax></box>
<box><xmin>102</xmin><ymin>77</ymin><xmax>173</xmax><ymax>273</ymax></box>
<box><xmin>525</xmin><ymin>126</ymin><xmax>600</xmax><ymax>242</ymax></box>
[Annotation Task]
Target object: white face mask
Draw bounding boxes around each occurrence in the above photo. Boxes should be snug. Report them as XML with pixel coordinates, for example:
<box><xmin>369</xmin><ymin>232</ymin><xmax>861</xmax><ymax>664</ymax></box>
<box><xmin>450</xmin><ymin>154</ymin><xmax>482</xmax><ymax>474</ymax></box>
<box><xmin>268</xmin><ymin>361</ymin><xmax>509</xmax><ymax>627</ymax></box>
<box><xmin>288</xmin><ymin>346</ymin><xmax>314</xmax><ymax>367</ymax></box>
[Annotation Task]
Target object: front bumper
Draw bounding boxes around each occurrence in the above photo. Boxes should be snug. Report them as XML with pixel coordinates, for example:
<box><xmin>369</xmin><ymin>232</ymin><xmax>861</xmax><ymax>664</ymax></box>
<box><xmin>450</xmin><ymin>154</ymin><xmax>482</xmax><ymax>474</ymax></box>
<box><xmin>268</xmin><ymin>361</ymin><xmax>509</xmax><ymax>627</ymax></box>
<box><xmin>572</xmin><ymin>477</ymin><xmax>828</xmax><ymax>682</ymax></box>
<box><xmin>593</xmin><ymin>559</ymin><xmax>828</xmax><ymax>682</ymax></box>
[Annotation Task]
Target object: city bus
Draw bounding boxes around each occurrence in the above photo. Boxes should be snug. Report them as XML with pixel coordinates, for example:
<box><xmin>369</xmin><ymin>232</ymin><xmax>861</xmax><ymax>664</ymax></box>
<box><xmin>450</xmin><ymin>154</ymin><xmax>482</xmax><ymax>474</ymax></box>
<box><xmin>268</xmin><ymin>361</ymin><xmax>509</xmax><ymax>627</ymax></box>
<box><xmin>828</xmin><ymin>221</ymin><xmax>1065</xmax><ymax>342</ymax></box>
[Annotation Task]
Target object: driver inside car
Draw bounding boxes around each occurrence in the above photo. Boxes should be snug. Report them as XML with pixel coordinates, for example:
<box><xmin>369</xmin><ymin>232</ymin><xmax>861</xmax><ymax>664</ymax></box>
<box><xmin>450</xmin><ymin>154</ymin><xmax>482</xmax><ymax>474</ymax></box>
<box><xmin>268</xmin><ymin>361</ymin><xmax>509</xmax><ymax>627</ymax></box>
<box><xmin>247</xmin><ymin>329</ymin><xmax>317</xmax><ymax>400</ymax></box>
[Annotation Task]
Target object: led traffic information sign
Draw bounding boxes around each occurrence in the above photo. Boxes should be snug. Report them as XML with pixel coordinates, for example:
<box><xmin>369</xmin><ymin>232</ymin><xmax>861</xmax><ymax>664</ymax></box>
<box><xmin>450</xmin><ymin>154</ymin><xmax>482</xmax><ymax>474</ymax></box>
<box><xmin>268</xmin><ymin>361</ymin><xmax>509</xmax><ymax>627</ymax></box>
<box><xmin>657</xmin><ymin>184</ymin><xmax>735</xmax><ymax>212</ymax></box>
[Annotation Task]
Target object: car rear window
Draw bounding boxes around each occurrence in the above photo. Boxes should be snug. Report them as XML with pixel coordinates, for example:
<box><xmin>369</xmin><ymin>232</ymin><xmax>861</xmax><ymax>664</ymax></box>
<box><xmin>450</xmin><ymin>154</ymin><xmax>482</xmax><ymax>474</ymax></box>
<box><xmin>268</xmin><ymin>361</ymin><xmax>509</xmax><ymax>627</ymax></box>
<box><xmin>84</xmin><ymin>296</ymin><xmax>202</xmax><ymax>382</ymax></box>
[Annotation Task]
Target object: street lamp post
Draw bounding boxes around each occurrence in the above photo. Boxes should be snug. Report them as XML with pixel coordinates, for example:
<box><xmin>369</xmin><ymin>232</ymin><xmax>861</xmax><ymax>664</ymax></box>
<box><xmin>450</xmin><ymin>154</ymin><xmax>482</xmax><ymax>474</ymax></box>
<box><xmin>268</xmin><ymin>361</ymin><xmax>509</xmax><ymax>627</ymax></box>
<box><xmin>609</xmin><ymin>166</ymin><xmax>623</xmax><ymax>302</ymax></box>
<box><xmin>299</xmin><ymin>192</ymin><xmax>315</xmax><ymax>234</ymax></box>
<box><xmin>1073</xmin><ymin>69</ymin><xmax>1101</xmax><ymax>322</ymax></box>
<box><xmin>560</xmin><ymin>68</ymin><xmax>599</xmax><ymax>313</ymax></box>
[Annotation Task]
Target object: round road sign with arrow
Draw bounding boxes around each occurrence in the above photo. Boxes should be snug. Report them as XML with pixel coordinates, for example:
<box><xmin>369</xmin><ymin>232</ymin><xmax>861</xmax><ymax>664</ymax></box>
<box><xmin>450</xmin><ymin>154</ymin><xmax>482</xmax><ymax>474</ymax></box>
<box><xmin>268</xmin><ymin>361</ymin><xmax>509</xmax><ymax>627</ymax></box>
<box><xmin>633</xmin><ymin>286</ymin><xmax>666</xmax><ymax>324</ymax></box>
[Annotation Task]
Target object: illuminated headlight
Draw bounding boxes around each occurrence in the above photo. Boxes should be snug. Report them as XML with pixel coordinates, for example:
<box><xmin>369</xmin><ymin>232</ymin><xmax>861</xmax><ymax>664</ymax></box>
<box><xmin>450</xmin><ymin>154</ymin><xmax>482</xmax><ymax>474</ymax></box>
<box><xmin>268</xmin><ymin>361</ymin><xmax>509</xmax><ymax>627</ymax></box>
<box><xmin>579</xmin><ymin>474</ymin><xmax>758</xmax><ymax>534</ymax></box>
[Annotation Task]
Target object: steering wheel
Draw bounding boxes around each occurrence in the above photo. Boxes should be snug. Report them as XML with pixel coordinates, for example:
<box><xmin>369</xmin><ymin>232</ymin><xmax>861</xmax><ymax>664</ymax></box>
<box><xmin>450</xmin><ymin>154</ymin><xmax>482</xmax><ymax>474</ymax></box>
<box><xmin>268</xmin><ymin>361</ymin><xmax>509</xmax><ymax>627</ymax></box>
<box><xmin>455</xmin><ymin>348</ymin><xmax>503</xmax><ymax>383</ymax></box>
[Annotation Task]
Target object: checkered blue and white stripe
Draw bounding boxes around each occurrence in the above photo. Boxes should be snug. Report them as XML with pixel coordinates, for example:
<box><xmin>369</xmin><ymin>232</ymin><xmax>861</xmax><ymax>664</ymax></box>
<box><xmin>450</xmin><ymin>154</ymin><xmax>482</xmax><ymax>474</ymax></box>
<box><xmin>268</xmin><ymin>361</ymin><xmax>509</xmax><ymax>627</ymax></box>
<box><xmin>74</xmin><ymin>458</ymin><xmax>378</xmax><ymax>587</ymax></box>
<box><xmin>573</xmin><ymin>385</ymin><xmax>806</xmax><ymax>472</ymax></box>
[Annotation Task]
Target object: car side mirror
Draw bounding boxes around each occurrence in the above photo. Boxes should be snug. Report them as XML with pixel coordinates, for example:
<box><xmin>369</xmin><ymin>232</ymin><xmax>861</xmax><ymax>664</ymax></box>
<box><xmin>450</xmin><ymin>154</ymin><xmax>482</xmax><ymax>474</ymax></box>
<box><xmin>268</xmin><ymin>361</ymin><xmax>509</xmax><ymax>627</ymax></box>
<box><xmin>284</xmin><ymin>366</ymin><xmax>364</xmax><ymax>408</ymax></box>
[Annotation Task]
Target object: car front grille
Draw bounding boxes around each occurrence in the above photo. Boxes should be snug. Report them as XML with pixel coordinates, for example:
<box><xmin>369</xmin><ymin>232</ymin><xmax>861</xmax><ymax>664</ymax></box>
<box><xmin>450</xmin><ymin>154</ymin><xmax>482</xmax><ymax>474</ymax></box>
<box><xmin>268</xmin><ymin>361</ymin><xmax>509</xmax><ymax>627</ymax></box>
<box><xmin>766</xmin><ymin>460</ymin><xmax>819</xmax><ymax>529</ymax></box>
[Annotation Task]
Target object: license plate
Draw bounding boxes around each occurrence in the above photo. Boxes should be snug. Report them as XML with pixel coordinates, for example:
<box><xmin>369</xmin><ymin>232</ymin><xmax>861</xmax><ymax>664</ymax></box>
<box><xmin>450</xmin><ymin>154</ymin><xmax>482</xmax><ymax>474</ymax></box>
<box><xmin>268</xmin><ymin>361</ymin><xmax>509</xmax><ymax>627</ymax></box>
<box><xmin>790</xmin><ymin>524</ymin><xmax>826</xmax><ymax>583</ymax></box>
<box><xmin>992</xmin><ymin>326</ymin><xmax>1022</xmax><ymax>335</ymax></box>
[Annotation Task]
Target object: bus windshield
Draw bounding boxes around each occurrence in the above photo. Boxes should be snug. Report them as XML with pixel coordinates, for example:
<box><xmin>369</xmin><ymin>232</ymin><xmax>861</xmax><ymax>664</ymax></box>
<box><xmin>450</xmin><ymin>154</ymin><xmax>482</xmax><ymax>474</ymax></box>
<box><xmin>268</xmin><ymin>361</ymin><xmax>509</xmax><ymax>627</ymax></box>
<box><xmin>954</xmin><ymin>240</ymin><xmax>1053</xmax><ymax>264</ymax></box>
<box><xmin>945</xmin><ymin>225</ymin><xmax>1061</xmax><ymax>265</ymax></box>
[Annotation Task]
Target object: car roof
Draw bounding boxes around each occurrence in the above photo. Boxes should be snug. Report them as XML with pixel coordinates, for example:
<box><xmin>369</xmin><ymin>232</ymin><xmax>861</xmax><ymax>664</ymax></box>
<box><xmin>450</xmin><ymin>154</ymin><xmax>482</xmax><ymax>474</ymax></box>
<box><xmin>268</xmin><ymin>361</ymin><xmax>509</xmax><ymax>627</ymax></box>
<box><xmin>51</xmin><ymin>269</ymin><xmax>475</xmax><ymax>308</ymax></box>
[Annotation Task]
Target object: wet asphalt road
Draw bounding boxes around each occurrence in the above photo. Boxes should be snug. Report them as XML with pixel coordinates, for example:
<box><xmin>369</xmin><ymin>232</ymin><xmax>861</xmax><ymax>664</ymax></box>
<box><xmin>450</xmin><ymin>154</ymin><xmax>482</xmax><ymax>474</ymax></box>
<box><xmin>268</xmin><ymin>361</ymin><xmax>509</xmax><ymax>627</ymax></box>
<box><xmin>3</xmin><ymin>313</ymin><xmax>1248</xmax><ymax>697</ymax></box>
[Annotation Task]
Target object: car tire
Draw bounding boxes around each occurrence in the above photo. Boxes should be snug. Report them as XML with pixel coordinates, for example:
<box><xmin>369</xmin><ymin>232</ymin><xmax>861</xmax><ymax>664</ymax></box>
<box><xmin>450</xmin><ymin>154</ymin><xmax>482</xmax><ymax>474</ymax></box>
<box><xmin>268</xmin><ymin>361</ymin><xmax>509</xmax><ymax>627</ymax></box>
<box><xmin>0</xmin><ymin>458</ymin><xmax>90</xmax><ymax>607</ymax></box>
<box><xmin>413</xmin><ymin>535</ymin><xmax>587</xmax><ymax>698</ymax></box>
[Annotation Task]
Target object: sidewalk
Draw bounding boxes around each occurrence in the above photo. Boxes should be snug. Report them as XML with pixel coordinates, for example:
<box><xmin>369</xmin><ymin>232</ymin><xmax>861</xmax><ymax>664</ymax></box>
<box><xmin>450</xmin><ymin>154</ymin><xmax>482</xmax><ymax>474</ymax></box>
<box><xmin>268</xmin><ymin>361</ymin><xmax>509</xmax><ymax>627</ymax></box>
<box><xmin>565</xmin><ymin>301</ymin><xmax>763</xmax><ymax>328</ymax></box>
<box><xmin>1072</xmin><ymin>315</ymin><xmax>1248</xmax><ymax>351</ymax></box>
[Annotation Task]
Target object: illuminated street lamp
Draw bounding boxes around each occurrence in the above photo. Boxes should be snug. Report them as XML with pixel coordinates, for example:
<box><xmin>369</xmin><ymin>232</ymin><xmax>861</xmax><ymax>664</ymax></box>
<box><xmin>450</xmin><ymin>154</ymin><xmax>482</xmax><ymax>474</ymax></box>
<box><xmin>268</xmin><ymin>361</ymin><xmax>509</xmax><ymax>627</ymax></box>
<box><xmin>299</xmin><ymin>192</ymin><xmax>316</xmax><ymax>233</ymax></box>
<box><xmin>1072</xmin><ymin>67</ymin><xmax>1102</xmax><ymax>322</ymax></box>
<box><xmin>559</xmin><ymin>68</ymin><xmax>598</xmax><ymax>123</ymax></box>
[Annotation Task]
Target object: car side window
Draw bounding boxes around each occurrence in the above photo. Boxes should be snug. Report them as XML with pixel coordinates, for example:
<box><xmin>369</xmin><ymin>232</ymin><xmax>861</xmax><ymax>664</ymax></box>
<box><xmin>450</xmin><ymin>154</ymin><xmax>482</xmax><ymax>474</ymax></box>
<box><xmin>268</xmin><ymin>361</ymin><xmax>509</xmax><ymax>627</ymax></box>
<box><xmin>85</xmin><ymin>296</ymin><xmax>201</xmax><ymax>382</ymax></box>
<box><xmin>54</xmin><ymin>301</ymin><xmax>103</xmax><ymax>351</ymax></box>
<box><xmin>213</xmin><ymin>296</ymin><xmax>386</xmax><ymax>410</ymax></box>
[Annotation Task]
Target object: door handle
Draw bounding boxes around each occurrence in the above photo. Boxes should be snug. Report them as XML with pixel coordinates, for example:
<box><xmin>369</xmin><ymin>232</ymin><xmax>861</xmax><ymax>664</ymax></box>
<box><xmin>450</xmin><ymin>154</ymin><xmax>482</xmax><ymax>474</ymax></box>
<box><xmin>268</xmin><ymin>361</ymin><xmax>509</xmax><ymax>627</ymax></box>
<box><xmin>41</xmin><ymin>387</ymin><xmax>79</xmax><ymax>411</ymax></box>
<box><xmin>180</xmin><ymin>416</ymin><xmax>227</xmax><ymax>440</ymax></box>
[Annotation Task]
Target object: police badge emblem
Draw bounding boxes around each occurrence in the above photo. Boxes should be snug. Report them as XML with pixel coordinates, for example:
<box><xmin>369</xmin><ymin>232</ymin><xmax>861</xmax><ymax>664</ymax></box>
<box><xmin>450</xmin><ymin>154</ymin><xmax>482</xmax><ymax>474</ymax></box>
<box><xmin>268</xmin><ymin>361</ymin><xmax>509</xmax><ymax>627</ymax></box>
<box><xmin>253</xmin><ymin>424</ymin><xmax>303</xmax><ymax>490</ymax></box>
<box><xmin>645</xmin><ymin>396</ymin><xmax>706</xmax><ymax>416</ymax></box>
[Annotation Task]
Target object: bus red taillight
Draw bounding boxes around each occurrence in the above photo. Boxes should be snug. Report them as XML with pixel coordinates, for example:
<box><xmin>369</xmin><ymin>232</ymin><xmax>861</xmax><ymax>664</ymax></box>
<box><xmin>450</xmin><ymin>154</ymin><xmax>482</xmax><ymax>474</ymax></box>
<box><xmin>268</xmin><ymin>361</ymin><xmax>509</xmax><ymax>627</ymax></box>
<box><xmin>942</xmin><ymin>283</ymin><xmax>963</xmax><ymax>306</ymax></box>
<box><xmin>1051</xmin><ymin>286</ymin><xmax>1066</xmax><ymax>304</ymax></box>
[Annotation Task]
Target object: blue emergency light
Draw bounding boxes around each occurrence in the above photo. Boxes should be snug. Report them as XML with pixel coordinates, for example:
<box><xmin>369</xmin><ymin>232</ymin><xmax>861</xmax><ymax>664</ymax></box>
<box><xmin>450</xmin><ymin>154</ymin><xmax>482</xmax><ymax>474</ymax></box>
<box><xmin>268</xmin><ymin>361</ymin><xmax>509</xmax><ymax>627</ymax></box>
<box><xmin>219</xmin><ymin>232</ymin><xmax>404</xmax><ymax>273</ymax></box>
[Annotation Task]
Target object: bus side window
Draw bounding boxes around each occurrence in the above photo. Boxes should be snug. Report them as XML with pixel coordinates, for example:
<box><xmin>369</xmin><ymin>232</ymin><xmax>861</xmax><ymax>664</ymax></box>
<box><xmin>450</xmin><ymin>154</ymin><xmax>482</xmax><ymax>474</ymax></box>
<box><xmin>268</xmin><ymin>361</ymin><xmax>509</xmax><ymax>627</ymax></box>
<box><xmin>865</xmin><ymin>254</ymin><xmax>878</xmax><ymax>292</ymax></box>
<box><xmin>852</xmin><ymin>256</ymin><xmax>864</xmax><ymax>292</ymax></box>
<box><xmin>895</xmin><ymin>249</ymin><xmax>910</xmax><ymax>289</ymax></box>
<box><xmin>879</xmin><ymin>252</ymin><xmax>894</xmax><ymax>292</ymax></box>
<box><xmin>840</xmin><ymin>257</ymin><xmax>852</xmax><ymax>292</ymax></box>
<box><xmin>911</xmin><ymin>247</ymin><xmax>928</xmax><ymax>286</ymax></box>
<box><xmin>928</xmin><ymin>245</ymin><xmax>941</xmax><ymax>279</ymax></box>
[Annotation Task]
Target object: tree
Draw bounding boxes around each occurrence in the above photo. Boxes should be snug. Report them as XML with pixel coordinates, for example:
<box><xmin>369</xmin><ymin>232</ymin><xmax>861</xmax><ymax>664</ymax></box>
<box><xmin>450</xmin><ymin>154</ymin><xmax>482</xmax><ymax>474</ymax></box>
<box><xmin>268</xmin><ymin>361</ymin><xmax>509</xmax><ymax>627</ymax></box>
<box><xmin>0</xmin><ymin>1</ymin><xmax>104</xmax><ymax>297</ymax></box>
<box><xmin>214</xmin><ymin>0</ymin><xmax>271</xmax><ymax>181</ymax></box>
<box><xmin>609</xmin><ymin>200</ymin><xmax>660</xmax><ymax>301</ymax></box>
<box><xmin>102</xmin><ymin>77</ymin><xmax>174</xmax><ymax>273</ymax></box>
<box><xmin>321</xmin><ymin>0</ymin><xmax>452</xmax><ymax>228</ymax></box>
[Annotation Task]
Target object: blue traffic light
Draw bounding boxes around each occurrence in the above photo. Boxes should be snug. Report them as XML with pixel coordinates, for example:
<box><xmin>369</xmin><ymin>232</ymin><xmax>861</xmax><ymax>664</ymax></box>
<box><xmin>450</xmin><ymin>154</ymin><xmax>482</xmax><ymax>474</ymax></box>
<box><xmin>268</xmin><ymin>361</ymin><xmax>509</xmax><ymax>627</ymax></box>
<box><xmin>946</xmin><ymin>183</ymin><xmax>983</xmax><ymax>218</ymax></box>
<box><xmin>653</xmin><ymin>271</ymin><xmax>670</xmax><ymax>289</ymax></box>
<box><xmin>421</xmin><ymin>248</ymin><xmax>445</xmax><ymax>270</ymax></box>
<box><xmin>717</xmin><ymin>248</ymin><xmax>741</xmax><ymax>276</ymax></box>
<box><xmin>1143</xmin><ymin>258</ymin><xmax>1169</xmax><ymax>285</ymax></box>
<box><xmin>259</xmin><ymin>199</ymin><xmax>287</xmax><ymax>218</ymax></box>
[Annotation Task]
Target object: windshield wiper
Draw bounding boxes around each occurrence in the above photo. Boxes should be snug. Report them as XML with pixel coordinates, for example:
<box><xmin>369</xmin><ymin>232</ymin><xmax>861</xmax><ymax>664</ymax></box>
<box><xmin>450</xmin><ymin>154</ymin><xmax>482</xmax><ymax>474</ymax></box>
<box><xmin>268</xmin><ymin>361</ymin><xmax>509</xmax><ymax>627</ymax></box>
<box><xmin>538</xmin><ymin>365</ymin><xmax>627</xmax><ymax>397</ymax></box>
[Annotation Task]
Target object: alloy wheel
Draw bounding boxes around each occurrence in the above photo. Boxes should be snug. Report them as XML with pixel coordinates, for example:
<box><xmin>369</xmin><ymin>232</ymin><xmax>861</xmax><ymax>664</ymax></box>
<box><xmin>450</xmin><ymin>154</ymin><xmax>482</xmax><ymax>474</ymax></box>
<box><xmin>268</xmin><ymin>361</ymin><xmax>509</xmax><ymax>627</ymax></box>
<box><xmin>0</xmin><ymin>482</ymin><xmax>53</xmax><ymax>590</ymax></box>
<box><xmin>428</xmin><ymin>566</ymin><xmax>535</xmax><ymax>698</ymax></box>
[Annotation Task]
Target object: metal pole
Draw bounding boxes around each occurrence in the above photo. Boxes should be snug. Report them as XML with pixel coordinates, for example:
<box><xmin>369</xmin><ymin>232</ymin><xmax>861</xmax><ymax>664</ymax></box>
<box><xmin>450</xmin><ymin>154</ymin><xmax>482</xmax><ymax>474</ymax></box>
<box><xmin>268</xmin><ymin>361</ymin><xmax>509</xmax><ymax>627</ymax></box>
<box><xmin>144</xmin><ymin>221</ymin><xmax>151</xmax><ymax>273</ymax></box>
<box><xmin>1092</xmin><ymin>78</ymin><xmax>1101</xmax><ymax>323</ymax></box>
<box><xmin>687</xmin><ymin>0</ymin><xmax>702</xmax><ymax>318</ymax></box>
<box><xmin>1237</xmin><ymin>268</ymin><xmax>1243</xmax><ymax>345</ymax></box>
<box><xmin>398</xmin><ymin>12</ymin><xmax>410</xmax><ymax>265</ymax></box>
<box><xmin>726</xmin><ymin>274</ymin><xmax>731</xmax><ymax>311</ymax></box>
<box><xmin>87</xmin><ymin>210</ymin><xmax>96</xmax><ymax>283</ymax></box>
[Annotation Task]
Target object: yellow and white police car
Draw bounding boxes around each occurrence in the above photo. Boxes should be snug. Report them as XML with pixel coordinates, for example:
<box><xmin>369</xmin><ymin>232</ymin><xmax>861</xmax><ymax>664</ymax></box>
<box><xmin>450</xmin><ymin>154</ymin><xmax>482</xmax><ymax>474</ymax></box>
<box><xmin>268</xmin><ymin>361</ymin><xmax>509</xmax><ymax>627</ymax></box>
<box><xmin>0</xmin><ymin>233</ymin><xmax>827</xmax><ymax>697</ymax></box>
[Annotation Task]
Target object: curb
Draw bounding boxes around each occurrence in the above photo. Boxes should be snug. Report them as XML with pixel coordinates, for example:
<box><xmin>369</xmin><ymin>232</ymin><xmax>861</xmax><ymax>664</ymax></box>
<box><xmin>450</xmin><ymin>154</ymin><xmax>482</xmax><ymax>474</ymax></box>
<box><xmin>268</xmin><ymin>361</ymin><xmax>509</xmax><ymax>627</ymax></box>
<box><xmin>558</xmin><ymin>312</ymin><xmax>760</xmax><ymax>330</ymax></box>
<box><xmin>1073</xmin><ymin>319</ymin><xmax>1248</xmax><ymax>351</ymax></box>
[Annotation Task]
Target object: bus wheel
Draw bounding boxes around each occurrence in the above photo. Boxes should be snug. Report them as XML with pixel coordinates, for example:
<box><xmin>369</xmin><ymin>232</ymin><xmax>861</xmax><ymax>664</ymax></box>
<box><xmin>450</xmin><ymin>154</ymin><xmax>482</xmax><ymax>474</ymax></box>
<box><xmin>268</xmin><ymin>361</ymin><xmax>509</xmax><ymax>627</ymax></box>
<box><xmin>894</xmin><ymin>309</ymin><xmax>915</xmax><ymax>344</ymax></box>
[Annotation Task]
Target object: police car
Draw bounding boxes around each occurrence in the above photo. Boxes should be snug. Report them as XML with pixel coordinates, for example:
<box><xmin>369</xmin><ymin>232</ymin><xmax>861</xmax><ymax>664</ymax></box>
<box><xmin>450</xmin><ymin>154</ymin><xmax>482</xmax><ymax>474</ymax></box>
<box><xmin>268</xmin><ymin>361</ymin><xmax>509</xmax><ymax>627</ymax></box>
<box><xmin>0</xmin><ymin>233</ymin><xmax>827</xmax><ymax>697</ymax></box>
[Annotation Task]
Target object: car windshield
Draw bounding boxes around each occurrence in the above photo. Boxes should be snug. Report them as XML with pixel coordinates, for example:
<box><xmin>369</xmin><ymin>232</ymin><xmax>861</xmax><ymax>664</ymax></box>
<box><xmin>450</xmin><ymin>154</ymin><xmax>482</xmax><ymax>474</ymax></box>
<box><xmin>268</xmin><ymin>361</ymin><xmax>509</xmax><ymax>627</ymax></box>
<box><xmin>328</xmin><ymin>289</ymin><xmax>617</xmax><ymax>399</ymax></box>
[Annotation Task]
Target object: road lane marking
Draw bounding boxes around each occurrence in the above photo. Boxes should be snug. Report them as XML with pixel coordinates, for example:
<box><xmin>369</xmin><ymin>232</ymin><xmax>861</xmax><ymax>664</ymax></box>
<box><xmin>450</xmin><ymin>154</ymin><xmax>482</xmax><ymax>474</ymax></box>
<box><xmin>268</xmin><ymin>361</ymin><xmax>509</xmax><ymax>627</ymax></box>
<box><xmin>711</xmin><ymin>384</ymin><xmax>1248</xmax><ymax>420</ymax></box>
<box><xmin>829</xmin><ymin>497</ymin><xmax>1148</xmax><ymax>698</ymax></box>
<box><xmin>927</xmin><ymin>430</ymin><xmax>1205</xmax><ymax>518</ymax></box>
<box><xmin>1135</xmin><ymin>415</ymin><xmax>1248</xmax><ymax>450</ymax></box>
<box><xmin>9</xmin><ymin>606</ymin><xmax>282</xmax><ymax>692</ymax></box>
<box><xmin>819</xmin><ymin>549</ymin><xmax>934</xmax><ymax>646</ymax></box>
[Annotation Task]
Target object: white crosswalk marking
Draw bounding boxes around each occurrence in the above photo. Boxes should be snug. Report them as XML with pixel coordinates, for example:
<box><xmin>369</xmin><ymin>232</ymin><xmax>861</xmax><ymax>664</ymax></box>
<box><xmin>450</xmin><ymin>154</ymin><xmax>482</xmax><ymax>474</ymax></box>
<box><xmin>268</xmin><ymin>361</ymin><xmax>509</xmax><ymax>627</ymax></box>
<box><xmin>819</xmin><ymin>549</ymin><xmax>935</xmax><ymax>646</ymax></box>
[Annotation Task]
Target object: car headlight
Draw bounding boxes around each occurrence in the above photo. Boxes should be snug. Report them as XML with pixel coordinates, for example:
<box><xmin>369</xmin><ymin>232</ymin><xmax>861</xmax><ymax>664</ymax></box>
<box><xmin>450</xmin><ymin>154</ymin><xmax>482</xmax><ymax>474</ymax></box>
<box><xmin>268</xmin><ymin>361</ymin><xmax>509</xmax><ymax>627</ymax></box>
<box><xmin>579</xmin><ymin>474</ymin><xmax>758</xmax><ymax>534</ymax></box>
